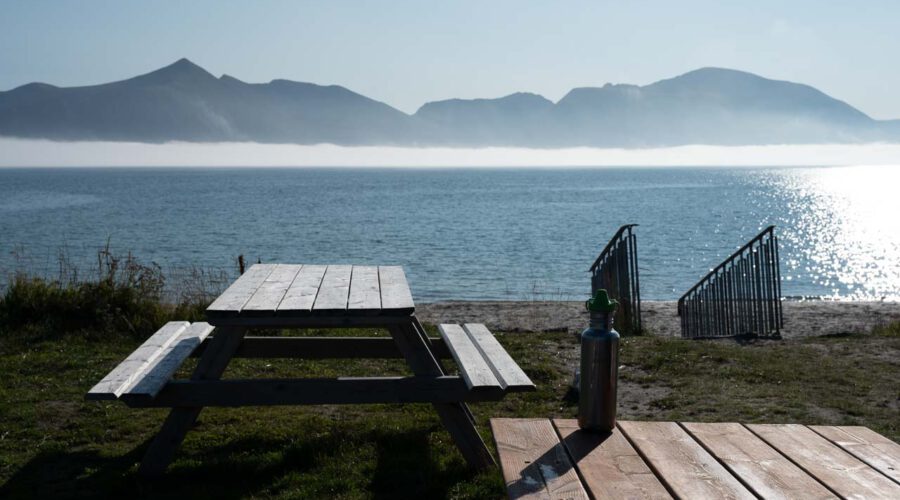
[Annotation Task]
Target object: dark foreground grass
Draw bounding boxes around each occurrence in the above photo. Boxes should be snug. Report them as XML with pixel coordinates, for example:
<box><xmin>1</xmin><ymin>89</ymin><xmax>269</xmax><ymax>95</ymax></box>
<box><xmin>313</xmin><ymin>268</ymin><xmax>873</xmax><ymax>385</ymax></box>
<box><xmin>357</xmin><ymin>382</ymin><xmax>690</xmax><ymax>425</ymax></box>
<box><xmin>0</xmin><ymin>321</ymin><xmax>897</xmax><ymax>498</ymax></box>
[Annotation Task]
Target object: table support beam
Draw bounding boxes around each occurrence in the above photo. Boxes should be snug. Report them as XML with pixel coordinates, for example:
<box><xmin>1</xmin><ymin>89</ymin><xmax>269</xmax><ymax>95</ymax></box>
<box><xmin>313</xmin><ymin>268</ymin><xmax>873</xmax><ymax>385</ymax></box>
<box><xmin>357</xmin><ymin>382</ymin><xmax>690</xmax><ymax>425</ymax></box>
<box><xmin>138</xmin><ymin>326</ymin><xmax>246</xmax><ymax>477</ymax></box>
<box><xmin>124</xmin><ymin>376</ymin><xmax>504</xmax><ymax>407</ymax></box>
<box><xmin>190</xmin><ymin>336</ymin><xmax>452</xmax><ymax>360</ymax></box>
<box><xmin>389</xmin><ymin>319</ymin><xmax>496</xmax><ymax>469</ymax></box>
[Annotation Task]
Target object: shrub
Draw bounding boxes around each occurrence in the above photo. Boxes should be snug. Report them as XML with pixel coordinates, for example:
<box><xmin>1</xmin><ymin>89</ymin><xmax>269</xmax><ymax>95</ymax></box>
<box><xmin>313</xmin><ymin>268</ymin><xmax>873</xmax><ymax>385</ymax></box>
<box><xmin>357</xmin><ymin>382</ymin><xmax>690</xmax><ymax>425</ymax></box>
<box><xmin>0</xmin><ymin>249</ymin><xmax>212</xmax><ymax>340</ymax></box>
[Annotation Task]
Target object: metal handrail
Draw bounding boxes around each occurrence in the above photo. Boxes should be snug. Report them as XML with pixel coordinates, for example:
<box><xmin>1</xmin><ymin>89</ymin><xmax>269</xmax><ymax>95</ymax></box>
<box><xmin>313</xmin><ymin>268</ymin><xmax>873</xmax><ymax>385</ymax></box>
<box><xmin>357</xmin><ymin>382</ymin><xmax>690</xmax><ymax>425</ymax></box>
<box><xmin>590</xmin><ymin>224</ymin><xmax>641</xmax><ymax>335</ymax></box>
<box><xmin>678</xmin><ymin>225</ymin><xmax>775</xmax><ymax>305</ymax></box>
<box><xmin>589</xmin><ymin>224</ymin><xmax>638</xmax><ymax>272</ymax></box>
<box><xmin>677</xmin><ymin>225</ymin><xmax>783</xmax><ymax>338</ymax></box>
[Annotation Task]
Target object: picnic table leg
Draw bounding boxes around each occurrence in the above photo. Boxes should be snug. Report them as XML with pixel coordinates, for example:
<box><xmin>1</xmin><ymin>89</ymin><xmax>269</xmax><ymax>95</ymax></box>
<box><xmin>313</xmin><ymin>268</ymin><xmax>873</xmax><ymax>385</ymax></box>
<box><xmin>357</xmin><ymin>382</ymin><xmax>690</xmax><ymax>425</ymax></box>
<box><xmin>389</xmin><ymin>319</ymin><xmax>496</xmax><ymax>469</ymax></box>
<box><xmin>138</xmin><ymin>326</ymin><xmax>247</xmax><ymax>476</ymax></box>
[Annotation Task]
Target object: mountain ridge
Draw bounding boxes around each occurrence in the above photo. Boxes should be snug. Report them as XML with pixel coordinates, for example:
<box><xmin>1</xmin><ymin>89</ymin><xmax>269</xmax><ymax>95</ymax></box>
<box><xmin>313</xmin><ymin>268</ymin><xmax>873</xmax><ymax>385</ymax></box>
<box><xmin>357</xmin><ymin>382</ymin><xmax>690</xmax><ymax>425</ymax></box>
<box><xmin>1</xmin><ymin>59</ymin><xmax>896</xmax><ymax>147</ymax></box>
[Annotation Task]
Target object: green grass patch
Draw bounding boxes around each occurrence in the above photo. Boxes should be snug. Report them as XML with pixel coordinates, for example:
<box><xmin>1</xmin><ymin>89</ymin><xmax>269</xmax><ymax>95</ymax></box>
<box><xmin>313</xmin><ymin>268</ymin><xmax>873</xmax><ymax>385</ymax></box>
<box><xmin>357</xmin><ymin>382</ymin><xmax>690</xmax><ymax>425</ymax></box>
<box><xmin>1</xmin><ymin>270</ymin><xmax>898</xmax><ymax>498</ymax></box>
<box><xmin>1</xmin><ymin>325</ymin><xmax>898</xmax><ymax>498</ymax></box>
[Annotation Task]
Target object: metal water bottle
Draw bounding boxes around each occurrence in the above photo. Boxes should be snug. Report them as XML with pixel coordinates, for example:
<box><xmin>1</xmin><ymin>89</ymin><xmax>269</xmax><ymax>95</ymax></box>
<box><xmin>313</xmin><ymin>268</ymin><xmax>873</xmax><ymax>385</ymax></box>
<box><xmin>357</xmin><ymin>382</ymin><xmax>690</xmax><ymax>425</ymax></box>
<box><xmin>578</xmin><ymin>289</ymin><xmax>619</xmax><ymax>432</ymax></box>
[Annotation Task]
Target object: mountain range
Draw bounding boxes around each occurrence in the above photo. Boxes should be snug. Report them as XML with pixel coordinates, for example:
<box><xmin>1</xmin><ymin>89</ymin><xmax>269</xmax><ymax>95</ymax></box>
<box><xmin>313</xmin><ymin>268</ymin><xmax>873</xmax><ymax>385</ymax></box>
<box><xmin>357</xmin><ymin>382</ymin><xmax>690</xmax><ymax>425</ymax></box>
<box><xmin>1</xmin><ymin>58</ymin><xmax>897</xmax><ymax>147</ymax></box>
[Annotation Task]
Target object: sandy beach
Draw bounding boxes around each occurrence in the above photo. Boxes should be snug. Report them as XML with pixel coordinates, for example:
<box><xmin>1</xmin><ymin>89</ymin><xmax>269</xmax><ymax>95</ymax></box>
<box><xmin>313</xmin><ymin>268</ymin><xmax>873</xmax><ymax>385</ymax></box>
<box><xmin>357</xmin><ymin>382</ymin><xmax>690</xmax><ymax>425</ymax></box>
<box><xmin>417</xmin><ymin>300</ymin><xmax>900</xmax><ymax>338</ymax></box>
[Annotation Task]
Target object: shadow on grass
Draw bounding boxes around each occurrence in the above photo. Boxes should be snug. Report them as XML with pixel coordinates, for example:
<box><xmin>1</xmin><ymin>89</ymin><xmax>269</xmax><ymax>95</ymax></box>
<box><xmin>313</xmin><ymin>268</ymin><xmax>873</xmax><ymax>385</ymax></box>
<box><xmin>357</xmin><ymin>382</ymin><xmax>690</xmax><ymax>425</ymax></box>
<box><xmin>0</xmin><ymin>426</ymin><xmax>486</xmax><ymax>499</ymax></box>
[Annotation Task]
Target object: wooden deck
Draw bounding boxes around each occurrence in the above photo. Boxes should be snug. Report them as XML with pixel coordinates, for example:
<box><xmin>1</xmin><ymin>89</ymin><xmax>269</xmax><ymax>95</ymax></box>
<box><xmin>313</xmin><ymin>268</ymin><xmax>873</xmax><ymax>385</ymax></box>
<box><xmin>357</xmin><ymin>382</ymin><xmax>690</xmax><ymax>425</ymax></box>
<box><xmin>491</xmin><ymin>418</ymin><xmax>900</xmax><ymax>499</ymax></box>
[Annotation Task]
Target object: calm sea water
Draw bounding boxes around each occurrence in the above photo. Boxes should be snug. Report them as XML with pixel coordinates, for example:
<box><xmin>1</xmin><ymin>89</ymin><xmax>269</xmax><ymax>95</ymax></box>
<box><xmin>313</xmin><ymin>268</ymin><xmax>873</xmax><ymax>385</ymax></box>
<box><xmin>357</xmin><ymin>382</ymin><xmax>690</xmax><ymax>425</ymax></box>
<box><xmin>1</xmin><ymin>166</ymin><xmax>898</xmax><ymax>301</ymax></box>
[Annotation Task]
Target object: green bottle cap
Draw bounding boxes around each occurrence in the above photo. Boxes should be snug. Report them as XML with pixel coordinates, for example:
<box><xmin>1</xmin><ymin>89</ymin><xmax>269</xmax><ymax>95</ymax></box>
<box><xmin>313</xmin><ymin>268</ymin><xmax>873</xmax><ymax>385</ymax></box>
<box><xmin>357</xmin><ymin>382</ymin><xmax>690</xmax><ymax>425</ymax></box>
<box><xmin>585</xmin><ymin>289</ymin><xmax>618</xmax><ymax>313</ymax></box>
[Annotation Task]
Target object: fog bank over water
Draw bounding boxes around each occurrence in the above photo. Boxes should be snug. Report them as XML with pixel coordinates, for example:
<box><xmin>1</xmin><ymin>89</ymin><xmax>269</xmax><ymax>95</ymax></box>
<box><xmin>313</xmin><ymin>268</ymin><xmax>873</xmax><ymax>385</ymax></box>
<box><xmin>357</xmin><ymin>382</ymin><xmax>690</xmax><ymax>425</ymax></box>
<box><xmin>1</xmin><ymin>139</ymin><xmax>900</xmax><ymax>167</ymax></box>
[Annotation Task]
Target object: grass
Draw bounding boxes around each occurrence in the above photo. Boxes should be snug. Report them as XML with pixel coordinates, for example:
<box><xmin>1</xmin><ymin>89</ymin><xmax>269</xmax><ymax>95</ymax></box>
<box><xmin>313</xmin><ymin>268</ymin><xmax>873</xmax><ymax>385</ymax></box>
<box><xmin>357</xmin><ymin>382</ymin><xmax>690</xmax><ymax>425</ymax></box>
<box><xmin>0</xmin><ymin>267</ymin><xmax>898</xmax><ymax>498</ymax></box>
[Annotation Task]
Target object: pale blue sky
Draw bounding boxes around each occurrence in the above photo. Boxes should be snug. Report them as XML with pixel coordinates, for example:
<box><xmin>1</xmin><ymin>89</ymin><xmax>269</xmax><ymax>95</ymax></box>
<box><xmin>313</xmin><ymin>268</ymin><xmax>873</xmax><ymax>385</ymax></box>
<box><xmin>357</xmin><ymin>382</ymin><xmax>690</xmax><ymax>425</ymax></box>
<box><xmin>2</xmin><ymin>0</ymin><xmax>898</xmax><ymax>118</ymax></box>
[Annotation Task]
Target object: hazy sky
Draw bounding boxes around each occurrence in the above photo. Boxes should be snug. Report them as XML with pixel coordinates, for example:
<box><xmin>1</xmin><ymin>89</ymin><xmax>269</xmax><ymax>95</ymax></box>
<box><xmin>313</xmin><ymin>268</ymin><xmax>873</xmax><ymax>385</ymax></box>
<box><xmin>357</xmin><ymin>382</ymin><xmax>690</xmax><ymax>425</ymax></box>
<box><xmin>2</xmin><ymin>1</ymin><xmax>898</xmax><ymax>119</ymax></box>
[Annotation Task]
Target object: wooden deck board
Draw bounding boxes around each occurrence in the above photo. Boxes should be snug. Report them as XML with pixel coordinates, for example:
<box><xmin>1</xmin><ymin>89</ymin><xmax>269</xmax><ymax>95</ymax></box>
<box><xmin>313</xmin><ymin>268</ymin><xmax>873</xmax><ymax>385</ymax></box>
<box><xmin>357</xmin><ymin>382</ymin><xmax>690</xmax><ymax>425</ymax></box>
<box><xmin>810</xmin><ymin>425</ymin><xmax>900</xmax><ymax>485</ymax></box>
<box><xmin>682</xmin><ymin>422</ymin><xmax>836</xmax><ymax>499</ymax></box>
<box><xmin>494</xmin><ymin>419</ymin><xmax>900</xmax><ymax>500</ymax></box>
<box><xmin>617</xmin><ymin>421</ymin><xmax>755</xmax><ymax>499</ymax></box>
<box><xmin>748</xmin><ymin>423</ymin><xmax>900</xmax><ymax>498</ymax></box>
<box><xmin>491</xmin><ymin>418</ymin><xmax>588</xmax><ymax>500</ymax></box>
<box><xmin>553</xmin><ymin>419</ymin><xmax>671</xmax><ymax>499</ymax></box>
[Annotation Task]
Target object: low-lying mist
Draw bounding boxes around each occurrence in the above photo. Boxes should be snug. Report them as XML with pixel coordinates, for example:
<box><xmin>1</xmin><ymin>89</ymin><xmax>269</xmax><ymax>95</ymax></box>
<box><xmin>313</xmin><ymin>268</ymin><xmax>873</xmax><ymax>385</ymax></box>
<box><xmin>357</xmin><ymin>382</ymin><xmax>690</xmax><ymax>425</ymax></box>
<box><xmin>1</xmin><ymin>138</ymin><xmax>899</xmax><ymax>167</ymax></box>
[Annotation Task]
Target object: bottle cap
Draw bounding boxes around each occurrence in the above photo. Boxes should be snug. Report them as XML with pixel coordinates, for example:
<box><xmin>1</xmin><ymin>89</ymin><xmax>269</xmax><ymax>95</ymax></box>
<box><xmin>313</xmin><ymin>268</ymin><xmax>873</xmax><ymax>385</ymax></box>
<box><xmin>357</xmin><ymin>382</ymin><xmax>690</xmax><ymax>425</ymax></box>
<box><xmin>585</xmin><ymin>289</ymin><xmax>618</xmax><ymax>313</ymax></box>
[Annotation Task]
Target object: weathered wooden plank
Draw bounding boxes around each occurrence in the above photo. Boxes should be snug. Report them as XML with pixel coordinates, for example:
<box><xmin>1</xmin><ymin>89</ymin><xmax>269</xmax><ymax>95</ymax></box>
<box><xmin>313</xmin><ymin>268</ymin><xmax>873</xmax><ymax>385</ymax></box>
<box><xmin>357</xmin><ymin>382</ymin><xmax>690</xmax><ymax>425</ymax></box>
<box><xmin>193</xmin><ymin>335</ymin><xmax>451</xmax><ymax>360</ymax></box>
<box><xmin>463</xmin><ymin>323</ymin><xmax>534</xmax><ymax>392</ymax></box>
<box><xmin>138</xmin><ymin>326</ymin><xmax>247</xmax><ymax>476</ymax></box>
<box><xmin>277</xmin><ymin>264</ymin><xmax>327</xmax><ymax>314</ymax></box>
<box><xmin>683</xmin><ymin>422</ymin><xmax>836</xmax><ymax>499</ymax></box>
<box><xmin>439</xmin><ymin>324</ymin><xmax>502</xmax><ymax>393</ymax></box>
<box><xmin>378</xmin><ymin>266</ymin><xmax>414</xmax><ymax>313</ymax></box>
<box><xmin>490</xmin><ymin>418</ymin><xmax>589</xmax><ymax>500</ymax></box>
<box><xmin>122</xmin><ymin>323</ymin><xmax>215</xmax><ymax>402</ymax></box>
<box><xmin>242</xmin><ymin>264</ymin><xmax>303</xmax><ymax>314</ymax></box>
<box><xmin>553</xmin><ymin>419</ymin><xmax>671</xmax><ymax>500</ymax></box>
<box><xmin>86</xmin><ymin>321</ymin><xmax>190</xmax><ymax>400</ymax></box>
<box><xmin>810</xmin><ymin>425</ymin><xmax>900</xmax><ymax>485</ymax></box>
<box><xmin>618</xmin><ymin>421</ymin><xmax>755</xmax><ymax>499</ymax></box>
<box><xmin>208</xmin><ymin>314</ymin><xmax>412</xmax><ymax>328</ymax></box>
<box><xmin>126</xmin><ymin>375</ymin><xmax>507</xmax><ymax>407</ymax></box>
<box><xmin>311</xmin><ymin>265</ymin><xmax>352</xmax><ymax>313</ymax></box>
<box><xmin>348</xmin><ymin>265</ymin><xmax>381</xmax><ymax>311</ymax></box>
<box><xmin>749</xmin><ymin>424</ymin><xmax>900</xmax><ymax>498</ymax></box>
<box><xmin>206</xmin><ymin>264</ymin><xmax>275</xmax><ymax>316</ymax></box>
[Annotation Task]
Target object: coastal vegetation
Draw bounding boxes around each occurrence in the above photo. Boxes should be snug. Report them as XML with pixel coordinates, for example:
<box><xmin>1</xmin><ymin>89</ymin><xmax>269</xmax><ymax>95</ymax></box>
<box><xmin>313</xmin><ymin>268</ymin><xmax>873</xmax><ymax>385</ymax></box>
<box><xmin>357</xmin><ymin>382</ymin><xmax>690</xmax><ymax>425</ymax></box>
<box><xmin>1</xmin><ymin>255</ymin><xmax>897</xmax><ymax>498</ymax></box>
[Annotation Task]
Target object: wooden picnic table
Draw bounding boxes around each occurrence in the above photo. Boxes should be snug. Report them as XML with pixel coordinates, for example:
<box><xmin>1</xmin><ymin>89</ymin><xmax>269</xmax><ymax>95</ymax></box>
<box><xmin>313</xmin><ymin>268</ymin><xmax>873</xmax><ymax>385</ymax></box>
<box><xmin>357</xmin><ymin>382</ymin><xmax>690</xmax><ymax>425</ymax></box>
<box><xmin>87</xmin><ymin>264</ymin><xmax>534</xmax><ymax>476</ymax></box>
<box><xmin>491</xmin><ymin>418</ymin><xmax>900</xmax><ymax>499</ymax></box>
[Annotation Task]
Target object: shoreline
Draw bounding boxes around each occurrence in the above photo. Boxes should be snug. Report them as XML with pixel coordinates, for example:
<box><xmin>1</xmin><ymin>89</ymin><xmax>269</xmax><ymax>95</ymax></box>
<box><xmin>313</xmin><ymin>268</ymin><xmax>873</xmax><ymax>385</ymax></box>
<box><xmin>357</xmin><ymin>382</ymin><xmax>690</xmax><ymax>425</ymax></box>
<box><xmin>416</xmin><ymin>300</ymin><xmax>900</xmax><ymax>338</ymax></box>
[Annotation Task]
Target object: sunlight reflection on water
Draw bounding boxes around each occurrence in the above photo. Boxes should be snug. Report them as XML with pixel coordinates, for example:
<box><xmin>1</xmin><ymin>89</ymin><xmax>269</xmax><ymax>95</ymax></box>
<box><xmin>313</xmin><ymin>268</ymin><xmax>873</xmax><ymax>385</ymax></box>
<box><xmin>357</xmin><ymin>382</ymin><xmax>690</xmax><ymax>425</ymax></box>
<box><xmin>762</xmin><ymin>166</ymin><xmax>900</xmax><ymax>300</ymax></box>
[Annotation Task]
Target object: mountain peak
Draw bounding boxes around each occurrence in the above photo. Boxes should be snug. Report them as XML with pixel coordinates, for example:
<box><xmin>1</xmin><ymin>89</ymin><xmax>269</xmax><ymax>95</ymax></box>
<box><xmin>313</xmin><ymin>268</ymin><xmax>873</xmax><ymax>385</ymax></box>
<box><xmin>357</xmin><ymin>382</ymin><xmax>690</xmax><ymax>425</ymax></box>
<box><xmin>132</xmin><ymin>58</ymin><xmax>216</xmax><ymax>84</ymax></box>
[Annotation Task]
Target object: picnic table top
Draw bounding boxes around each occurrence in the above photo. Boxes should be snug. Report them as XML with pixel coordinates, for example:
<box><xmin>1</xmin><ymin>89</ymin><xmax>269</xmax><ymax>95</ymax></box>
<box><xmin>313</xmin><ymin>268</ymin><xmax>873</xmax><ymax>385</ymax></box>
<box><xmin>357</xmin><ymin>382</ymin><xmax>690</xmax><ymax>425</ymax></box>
<box><xmin>206</xmin><ymin>264</ymin><xmax>415</xmax><ymax>322</ymax></box>
<box><xmin>491</xmin><ymin>418</ymin><xmax>900</xmax><ymax>499</ymax></box>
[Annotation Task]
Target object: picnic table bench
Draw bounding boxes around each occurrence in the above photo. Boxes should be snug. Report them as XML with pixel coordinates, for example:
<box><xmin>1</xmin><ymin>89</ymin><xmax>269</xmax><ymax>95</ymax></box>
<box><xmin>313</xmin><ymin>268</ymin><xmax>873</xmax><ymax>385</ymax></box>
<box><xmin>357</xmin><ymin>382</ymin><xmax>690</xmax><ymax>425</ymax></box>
<box><xmin>87</xmin><ymin>264</ymin><xmax>534</xmax><ymax>476</ymax></box>
<box><xmin>491</xmin><ymin>418</ymin><xmax>900</xmax><ymax>499</ymax></box>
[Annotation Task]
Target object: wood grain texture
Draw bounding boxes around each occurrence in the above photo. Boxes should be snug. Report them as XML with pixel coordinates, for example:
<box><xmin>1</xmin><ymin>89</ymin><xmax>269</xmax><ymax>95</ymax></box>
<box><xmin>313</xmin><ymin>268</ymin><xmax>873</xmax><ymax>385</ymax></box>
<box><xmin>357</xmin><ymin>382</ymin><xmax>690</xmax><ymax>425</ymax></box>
<box><xmin>618</xmin><ymin>421</ymin><xmax>755</xmax><ymax>500</ymax></box>
<box><xmin>312</xmin><ymin>265</ymin><xmax>352</xmax><ymax>312</ymax></box>
<box><xmin>278</xmin><ymin>264</ymin><xmax>327</xmax><ymax>314</ymax></box>
<box><xmin>749</xmin><ymin>424</ymin><xmax>900</xmax><ymax>498</ymax></box>
<box><xmin>553</xmin><ymin>419</ymin><xmax>671</xmax><ymax>500</ymax></box>
<box><xmin>348</xmin><ymin>265</ymin><xmax>381</xmax><ymax>311</ymax></box>
<box><xmin>123</xmin><ymin>322</ymin><xmax>215</xmax><ymax>402</ymax></box>
<box><xmin>682</xmin><ymin>422</ymin><xmax>835</xmax><ymax>499</ymax></box>
<box><xmin>463</xmin><ymin>323</ymin><xmax>534</xmax><ymax>391</ymax></box>
<box><xmin>810</xmin><ymin>425</ymin><xmax>900</xmax><ymax>486</ymax></box>
<box><xmin>491</xmin><ymin>418</ymin><xmax>589</xmax><ymax>500</ymax></box>
<box><xmin>379</xmin><ymin>266</ymin><xmax>414</xmax><ymax>312</ymax></box>
<box><xmin>242</xmin><ymin>264</ymin><xmax>302</xmax><ymax>314</ymax></box>
<box><xmin>131</xmin><ymin>375</ymin><xmax>502</xmax><ymax>407</ymax></box>
<box><xmin>86</xmin><ymin>321</ymin><xmax>190</xmax><ymax>400</ymax></box>
<box><xmin>439</xmin><ymin>324</ymin><xmax>502</xmax><ymax>392</ymax></box>
<box><xmin>206</xmin><ymin>264</ymin><xmax>275</xmax><ymax>316</ymax></box>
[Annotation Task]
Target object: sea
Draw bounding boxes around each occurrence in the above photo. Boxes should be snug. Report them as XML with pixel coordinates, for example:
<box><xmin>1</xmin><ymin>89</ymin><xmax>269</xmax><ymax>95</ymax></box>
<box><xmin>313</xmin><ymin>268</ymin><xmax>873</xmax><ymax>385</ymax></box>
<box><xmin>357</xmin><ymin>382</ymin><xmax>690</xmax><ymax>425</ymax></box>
<box><xmin>1</xmin><ymin>166</ymin><xmax>898</xmax><ymax>302</ymax></box>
